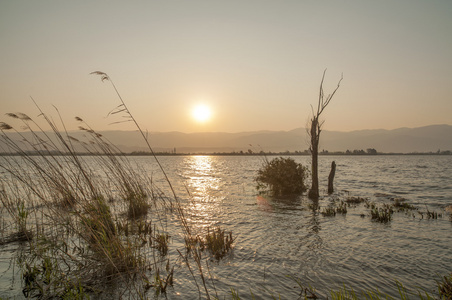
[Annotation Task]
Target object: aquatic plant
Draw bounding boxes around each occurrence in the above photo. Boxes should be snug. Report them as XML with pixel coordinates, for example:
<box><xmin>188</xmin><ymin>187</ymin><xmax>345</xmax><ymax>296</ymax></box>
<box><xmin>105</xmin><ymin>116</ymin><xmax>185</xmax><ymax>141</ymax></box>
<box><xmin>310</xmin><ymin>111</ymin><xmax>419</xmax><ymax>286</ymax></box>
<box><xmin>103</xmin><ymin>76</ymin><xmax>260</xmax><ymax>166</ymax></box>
<box><xmin>255</xmin><ymin>157</ymin><xmax>309</xmax><ymax>196</ymax></box>
<box><xmin>21</xmin><ymin>255</ymin><xmax>90</xmax><ymax>299</ymax></box>
<box><xmin>204</xmin><ymin>227</ymin><xmax>235</xmax><ymax>260</ymax></box>
<box><xmin>416</xmin><ymin>206</ymin><xmax>442</xmax><ymax>220</ymax></box>
<box><xmin>321</xmin><ymin>199</ymin><xmax>347</xmax><ymax>217</ymax></box>
<box><xmin>183</xmin><ymin>226</ymin><xmax>235</xmax><ymax>261</ymax></box>
<box><xmin>345</xmin><ymin>196</ymin><xmax>367</xmax><ymax>204</ymax></box>
<box><xmin>152</xmin><ymin>232</ymin><xmax>170</xmax><ymax>256</ymax></box>
<box><xmin>0</xmin><ymin>187</ymin><xmax>33</xmax><ymax>243</ymax></box>
<box><xmin>127</xmin><ymin>194</ymin><xmax>149</xmax><ymax>219</ymax></box>
<box><xmin>336</xmin><ymin>200</ymin><xmax>348</xmax><ymax>214</ymax></box>
<box><xmin>289</xmin><ymin>275</ymin><xmax>319</xmax><ymax>299</ymax></box>
<box><xmin>148</xmin><ymin>265</ymin><xmax>174</xmax><ymax>296</ymax></box>
<box><xmin>370</xmin><ymin>204</ymin><xmax>394</xmax><ymax>223</ymax></box>
<box><xmin>437</xmin><ymin>273</ymin><xmax>452</xmax><ymax>299</ymax></box>
<box><xmin>392</xmin><ymin>198</ymin><xmax>416</xmax><ymax>211</ymax></box>
<box><xmin>321</xmin><ymin>206</ymin><xmax>336</xmax><ymax>217</ymax></box>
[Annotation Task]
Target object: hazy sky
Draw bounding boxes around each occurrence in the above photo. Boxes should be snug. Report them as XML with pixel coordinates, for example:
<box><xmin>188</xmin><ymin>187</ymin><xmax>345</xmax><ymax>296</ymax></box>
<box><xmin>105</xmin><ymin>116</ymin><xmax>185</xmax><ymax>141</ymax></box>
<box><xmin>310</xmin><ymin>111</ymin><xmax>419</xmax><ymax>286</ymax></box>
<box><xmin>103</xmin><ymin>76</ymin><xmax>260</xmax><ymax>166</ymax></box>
<box><xmin>1</xmin><ymin>0</ymin><xmax>451</xmax><ymax>133</ymax></box>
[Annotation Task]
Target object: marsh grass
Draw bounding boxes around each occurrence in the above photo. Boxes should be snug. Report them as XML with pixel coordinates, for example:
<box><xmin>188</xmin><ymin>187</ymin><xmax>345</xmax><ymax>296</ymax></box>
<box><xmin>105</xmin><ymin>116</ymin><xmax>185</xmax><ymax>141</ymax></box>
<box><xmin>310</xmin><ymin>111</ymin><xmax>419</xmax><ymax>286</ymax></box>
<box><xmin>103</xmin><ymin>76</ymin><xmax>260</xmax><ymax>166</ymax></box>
<box><xmin>392</xmin><ymin>198</ymin><xmax>417</xmax><ymax>212</ymax></box>
<box><xmin>417</xmin><ymin>206</ymin><xmax>442</xmax><ymax>220</ymax></box>
<box><xmin>152</xmin><ymin>232</ymin><xmax>170</xmax><ymax>256</ymax></box>
<box><xmin>321</xmin><ymin>200</ymin><xmax>347</xmax><ymax>217</ymax></box>
<box><xmin>320</xmin><ymin>194</ymin><xmax>437</xmax><ymax>224</ymax></box>
<box><xmin>345</xmin><ymin>196</ymin><xmax>367</xmax><ymax>205</ymax></box>
<box><xmin>0</xmin><ymin>104</ymin><xmax>178</xmax><ymax>298</ymax></box>
<box><xmin>370</xmin><ymin>204</ymin><xmax>394</xmax><ymax>223</ymax></box>
<box><xmin>336</xmin><ymin>200</ymin><xmax>347</xmax><ymax>214</ymax></box>
<box><xmin>147</xmin><ymin>264</ymin><xmax>174</xmax><ymax>296</ymax></box>
<box><xmin>183</xmin><ymin>227</ymin><xmax>235</xmax><ymax>261</ymax></box>
<box><xmin>0</xmin><ymin>190</ymin><xmax>33</xmax><ymax>243</ymax></box>
<box><xmin>204</xmin><ymin>227</ymin><xmax>235</xmax><ymax>260</ymax></box>
<box><xmin>321</xmin><ymin>206</ymin><xmax>336</xmax><ymax>217</ymax></box>
<box><xmin>437</xmin><ymin>273</ymin><xmax>452</xmax><ymax>299</ymax></box>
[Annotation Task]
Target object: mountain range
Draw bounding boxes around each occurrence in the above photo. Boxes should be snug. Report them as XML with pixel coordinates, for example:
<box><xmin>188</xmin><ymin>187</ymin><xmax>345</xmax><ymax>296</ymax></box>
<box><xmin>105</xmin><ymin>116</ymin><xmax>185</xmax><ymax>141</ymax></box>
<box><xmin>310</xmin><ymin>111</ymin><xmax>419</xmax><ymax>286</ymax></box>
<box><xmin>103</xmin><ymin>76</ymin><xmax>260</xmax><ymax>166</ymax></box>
<box><xmin>1</xmin><ymin>124</ymin><xmax>451</xmax><ymax>154</ymax></box>
<box><xmin>98</xmin><ymin>124</ymin><xmax>452</xmax><ymax>154</ymax></box>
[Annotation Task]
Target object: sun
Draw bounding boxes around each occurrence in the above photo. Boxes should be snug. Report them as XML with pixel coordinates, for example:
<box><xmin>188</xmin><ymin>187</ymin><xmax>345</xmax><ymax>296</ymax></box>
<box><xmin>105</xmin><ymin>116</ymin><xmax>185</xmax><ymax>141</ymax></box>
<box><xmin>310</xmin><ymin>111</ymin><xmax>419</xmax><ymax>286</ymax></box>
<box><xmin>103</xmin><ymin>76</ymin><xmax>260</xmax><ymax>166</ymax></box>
<box><xmin>192</xmin><ymin>104</ymin><xmax>212</xmax><ymax>123</ymax></box>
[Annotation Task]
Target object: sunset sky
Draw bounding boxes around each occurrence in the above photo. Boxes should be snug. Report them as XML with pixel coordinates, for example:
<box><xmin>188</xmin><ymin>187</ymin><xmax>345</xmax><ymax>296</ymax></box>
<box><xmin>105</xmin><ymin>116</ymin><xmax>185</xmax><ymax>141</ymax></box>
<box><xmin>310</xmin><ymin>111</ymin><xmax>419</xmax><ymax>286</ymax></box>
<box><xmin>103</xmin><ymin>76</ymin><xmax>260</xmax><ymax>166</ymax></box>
<box><xmin>1</xmin><ymin>1</ymin><xmax>451</xmax><ymax>133</ymax></box>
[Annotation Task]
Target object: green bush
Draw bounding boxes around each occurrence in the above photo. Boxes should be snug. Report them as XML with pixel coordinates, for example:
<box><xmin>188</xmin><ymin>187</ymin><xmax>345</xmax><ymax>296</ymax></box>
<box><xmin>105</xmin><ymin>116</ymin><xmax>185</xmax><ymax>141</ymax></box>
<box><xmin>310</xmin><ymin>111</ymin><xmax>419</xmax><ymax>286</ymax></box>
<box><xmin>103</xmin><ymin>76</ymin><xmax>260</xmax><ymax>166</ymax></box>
<box><xmin>255</xmin><ymin>157</ymin><xmax>309</xmax><ymax>196</ymax></box>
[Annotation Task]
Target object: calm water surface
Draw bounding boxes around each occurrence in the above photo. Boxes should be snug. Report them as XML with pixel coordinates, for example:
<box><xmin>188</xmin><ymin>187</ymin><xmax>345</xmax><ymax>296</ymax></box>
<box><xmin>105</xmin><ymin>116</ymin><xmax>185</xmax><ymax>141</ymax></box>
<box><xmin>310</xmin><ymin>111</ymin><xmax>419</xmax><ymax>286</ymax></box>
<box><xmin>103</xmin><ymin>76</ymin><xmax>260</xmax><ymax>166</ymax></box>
<box><xmin>1</xmin><ymin>155</ymin><xmax>451</xmax><ymax>298</ymax></box>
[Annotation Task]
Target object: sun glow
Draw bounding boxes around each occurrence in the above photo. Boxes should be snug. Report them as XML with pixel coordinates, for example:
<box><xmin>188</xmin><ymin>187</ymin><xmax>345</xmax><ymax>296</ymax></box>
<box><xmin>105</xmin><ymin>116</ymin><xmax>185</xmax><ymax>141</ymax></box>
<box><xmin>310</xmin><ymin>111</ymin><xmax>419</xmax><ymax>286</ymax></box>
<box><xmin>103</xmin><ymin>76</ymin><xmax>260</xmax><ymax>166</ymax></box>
<box><xmin>192</xmin><ymin>104</ymin><xmax>212</xmax><ymax>123</ymax></box>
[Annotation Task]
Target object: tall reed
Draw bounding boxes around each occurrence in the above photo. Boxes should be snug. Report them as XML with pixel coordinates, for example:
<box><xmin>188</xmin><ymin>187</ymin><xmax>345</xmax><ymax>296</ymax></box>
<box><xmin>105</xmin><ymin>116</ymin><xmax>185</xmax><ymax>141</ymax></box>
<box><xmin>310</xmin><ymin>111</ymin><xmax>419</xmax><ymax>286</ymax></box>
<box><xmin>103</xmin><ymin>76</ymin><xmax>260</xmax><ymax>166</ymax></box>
<box><xmin>0</xmin><ymin>105</ymin><xmax>171</xmax><ymax>298</ymax></box>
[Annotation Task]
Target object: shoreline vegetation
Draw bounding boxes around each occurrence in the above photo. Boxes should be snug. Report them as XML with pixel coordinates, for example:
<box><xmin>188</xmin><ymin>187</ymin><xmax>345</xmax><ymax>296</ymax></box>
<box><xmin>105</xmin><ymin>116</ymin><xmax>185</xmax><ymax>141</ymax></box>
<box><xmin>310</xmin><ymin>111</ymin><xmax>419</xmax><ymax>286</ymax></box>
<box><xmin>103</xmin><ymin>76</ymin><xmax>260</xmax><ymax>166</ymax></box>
<box><xmin>1</xmin><ymin>72</ymin><xmax>451</xmax><ymax>299</ymax></box>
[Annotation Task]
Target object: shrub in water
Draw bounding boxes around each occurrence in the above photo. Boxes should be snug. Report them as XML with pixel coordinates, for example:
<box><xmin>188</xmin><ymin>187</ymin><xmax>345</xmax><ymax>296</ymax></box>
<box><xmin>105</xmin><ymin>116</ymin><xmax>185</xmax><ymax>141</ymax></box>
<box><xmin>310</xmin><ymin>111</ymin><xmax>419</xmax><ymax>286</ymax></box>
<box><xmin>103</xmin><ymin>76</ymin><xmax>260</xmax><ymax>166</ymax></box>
<box><xmin>255</xmin><ymin>157</ymin><xmax>308</xmax><ymax>196</ymax></box>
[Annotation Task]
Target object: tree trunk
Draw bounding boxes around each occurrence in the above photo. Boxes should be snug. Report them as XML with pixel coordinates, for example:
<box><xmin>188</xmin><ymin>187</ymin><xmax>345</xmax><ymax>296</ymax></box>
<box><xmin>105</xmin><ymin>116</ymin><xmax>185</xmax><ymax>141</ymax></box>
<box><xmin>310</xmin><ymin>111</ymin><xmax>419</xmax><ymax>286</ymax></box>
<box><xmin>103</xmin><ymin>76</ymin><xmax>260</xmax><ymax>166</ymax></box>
<box><xmin>309</xmin><ymin>118</ymin><xmax>319</xmax><ymax>199</ymax></box>
<box><xmin>328</xmin><ymin>161</ymin><xmax>336</xmax><ymax>194</ymax></box>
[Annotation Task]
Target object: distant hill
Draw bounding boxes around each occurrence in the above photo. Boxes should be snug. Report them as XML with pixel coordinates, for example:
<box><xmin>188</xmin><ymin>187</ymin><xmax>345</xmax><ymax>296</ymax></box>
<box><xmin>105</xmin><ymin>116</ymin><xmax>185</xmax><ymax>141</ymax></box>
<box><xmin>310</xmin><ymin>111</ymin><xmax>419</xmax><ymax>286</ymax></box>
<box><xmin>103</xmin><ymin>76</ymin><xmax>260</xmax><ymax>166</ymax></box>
<box><xmin>100</xmin><ymin>124</ymin><xmax>452</xmax><ymax>153</ymax></box>
<box><xmin>1</xmin><ymin>125</ymin><xmax>452</xmax><ymax>154</ymax></box>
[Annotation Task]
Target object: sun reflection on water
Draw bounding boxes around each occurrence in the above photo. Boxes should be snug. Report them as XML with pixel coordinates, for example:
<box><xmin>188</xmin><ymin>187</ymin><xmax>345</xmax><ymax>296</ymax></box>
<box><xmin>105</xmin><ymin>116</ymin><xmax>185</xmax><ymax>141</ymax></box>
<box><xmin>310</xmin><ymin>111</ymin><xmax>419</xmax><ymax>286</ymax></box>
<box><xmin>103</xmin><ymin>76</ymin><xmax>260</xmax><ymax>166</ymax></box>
<box><xmin>182</xmin><ymin>156</ymin><xmax>225</xmax><ymax>230</ymax></box>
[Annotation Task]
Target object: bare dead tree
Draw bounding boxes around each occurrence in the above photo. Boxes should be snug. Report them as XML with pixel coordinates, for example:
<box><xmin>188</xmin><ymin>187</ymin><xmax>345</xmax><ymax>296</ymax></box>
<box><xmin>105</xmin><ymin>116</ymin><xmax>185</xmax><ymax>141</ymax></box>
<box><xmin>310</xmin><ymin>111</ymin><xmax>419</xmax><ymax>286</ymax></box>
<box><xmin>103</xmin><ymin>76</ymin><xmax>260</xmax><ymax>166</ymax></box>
<box><xmin>308</xmin><ymin>70</ymin><xmax>343</xmax><ymax>199</ymax></box>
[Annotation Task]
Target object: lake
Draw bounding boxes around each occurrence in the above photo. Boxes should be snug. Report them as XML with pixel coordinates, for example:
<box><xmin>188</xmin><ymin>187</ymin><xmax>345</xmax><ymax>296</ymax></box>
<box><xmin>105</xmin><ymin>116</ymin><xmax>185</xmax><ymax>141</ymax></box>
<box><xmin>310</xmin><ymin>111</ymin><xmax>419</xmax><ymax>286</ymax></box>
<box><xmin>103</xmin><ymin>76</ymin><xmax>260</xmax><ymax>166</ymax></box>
<box><xmin>1</xmin><ymin>155</ymin><xmax>451</xmax><ymax>299</ymax></box>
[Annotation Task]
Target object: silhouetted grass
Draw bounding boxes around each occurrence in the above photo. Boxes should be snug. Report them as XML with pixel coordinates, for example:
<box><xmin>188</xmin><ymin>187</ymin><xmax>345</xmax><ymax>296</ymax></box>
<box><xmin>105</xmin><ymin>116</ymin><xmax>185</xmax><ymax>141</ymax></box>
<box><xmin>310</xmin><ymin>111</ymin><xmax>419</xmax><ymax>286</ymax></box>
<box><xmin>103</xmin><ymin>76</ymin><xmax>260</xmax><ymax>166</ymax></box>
<box><xmin>0</xmin><ymin>105</ymin><xmax>174</xmax><ymax>297</ymax></box>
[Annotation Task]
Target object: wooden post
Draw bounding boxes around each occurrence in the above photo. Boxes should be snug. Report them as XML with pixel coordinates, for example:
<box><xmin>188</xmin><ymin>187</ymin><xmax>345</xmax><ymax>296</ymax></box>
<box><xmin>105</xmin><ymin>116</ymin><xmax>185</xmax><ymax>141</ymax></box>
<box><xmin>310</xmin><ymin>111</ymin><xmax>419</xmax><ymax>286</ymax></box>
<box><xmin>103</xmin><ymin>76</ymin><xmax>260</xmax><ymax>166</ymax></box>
<box><xmin>328</xmin><ymin>161</ymin><xmax>336</xmax><ymax>194</ymax></box>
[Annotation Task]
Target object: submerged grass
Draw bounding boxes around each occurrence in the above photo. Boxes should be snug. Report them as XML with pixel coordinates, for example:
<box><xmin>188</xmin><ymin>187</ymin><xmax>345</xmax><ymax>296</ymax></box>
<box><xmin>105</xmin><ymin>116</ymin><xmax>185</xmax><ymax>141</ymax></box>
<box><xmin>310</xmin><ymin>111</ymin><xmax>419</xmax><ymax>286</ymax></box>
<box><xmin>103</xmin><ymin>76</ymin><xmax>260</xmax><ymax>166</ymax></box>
<box><xmin>152</xmin><ymin>232</ymin><xmax>170</xmax><ymax>256</ymax></box>
<box><xmin>0</xmin><ymin>190</ymin><xmax>32</xmax><ymax>244</ymax></box>
<box><xmin>204</xmin><ymin>227</ymin><xmax>235</xmax><ymax>260</ymax></box>
<box><xmin>370</xmin><ymin>204</ymin><xmax>394</xmax><ymax>223</ymax></box>
<box><xmin>183</xmin><ymin>226</ymin><xmax>235</xmax><ymax>261</ymax></box>
<box><xmin>321</xmin><ymin>200</ymin><xmax>347</xmax><ymax>217</ymax></box>
<box><xmin>321</xmin><ymin>206</ymin><xmax>336</xmax><ymax>217</ymax></box>
<box><xmin>321</xmin><ymin>193</ymin><xmax>443</xmax><ymax>226</ymax></box>
<box><xmin>392</xmin><ymin>198</ymin><xmax>416</xmax><ymax>211</ymax></box>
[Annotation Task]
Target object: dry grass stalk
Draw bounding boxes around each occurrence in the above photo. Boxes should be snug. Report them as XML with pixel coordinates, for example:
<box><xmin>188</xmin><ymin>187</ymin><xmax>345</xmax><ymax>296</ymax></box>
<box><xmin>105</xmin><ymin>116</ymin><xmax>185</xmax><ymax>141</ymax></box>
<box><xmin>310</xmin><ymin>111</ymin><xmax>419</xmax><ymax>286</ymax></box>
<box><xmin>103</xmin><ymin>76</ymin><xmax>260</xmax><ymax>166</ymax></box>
<box><xmin>0</xmin><ymin>106</ymin><xmax>172</xmax><ymax>297</ymax></box>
